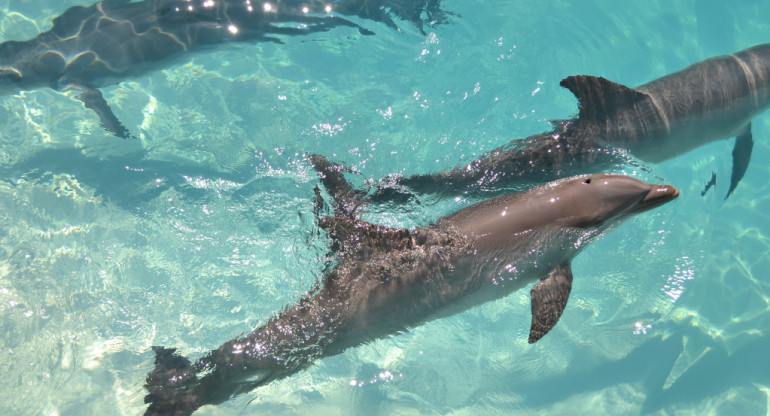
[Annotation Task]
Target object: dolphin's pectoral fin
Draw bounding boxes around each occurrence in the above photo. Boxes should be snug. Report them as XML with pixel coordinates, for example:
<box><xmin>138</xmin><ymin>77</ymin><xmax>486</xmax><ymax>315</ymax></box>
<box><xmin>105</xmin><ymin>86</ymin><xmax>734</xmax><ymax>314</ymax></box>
<box><xmin>726</xmin><ymin>122</ymin><xmax>753</xmax><ymax>199</ymax></box>
<box><xmin>68</xmin><ymin>84</ymin><xmax>133</xmax><ymax>139</ymax></box>
<box><xmin>559</xmin><ymin>75</ymin><xmax>651</xmax><ymax>123</ymax></box>
<box><xmin>529</xmin><ymin>264</ymin><xmax>573</xmax><ymax>344</ymax></box>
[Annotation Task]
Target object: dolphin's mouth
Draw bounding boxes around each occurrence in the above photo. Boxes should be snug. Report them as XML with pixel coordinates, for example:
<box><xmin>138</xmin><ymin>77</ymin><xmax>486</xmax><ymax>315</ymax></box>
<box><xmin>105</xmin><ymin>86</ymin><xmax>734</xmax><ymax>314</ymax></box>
<box><xmin>638</xmin><ymin>184</ymin><xmax>679</xmax><ymax>211</ymax></box>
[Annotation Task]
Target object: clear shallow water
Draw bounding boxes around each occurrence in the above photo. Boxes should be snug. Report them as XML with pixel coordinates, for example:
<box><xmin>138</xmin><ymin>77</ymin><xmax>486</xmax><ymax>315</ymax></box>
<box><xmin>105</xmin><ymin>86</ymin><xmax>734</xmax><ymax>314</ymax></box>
<box><xmin>1</xmin><ymin>0</ymin><xmax>769</xmax><ymax>415</ymax></box>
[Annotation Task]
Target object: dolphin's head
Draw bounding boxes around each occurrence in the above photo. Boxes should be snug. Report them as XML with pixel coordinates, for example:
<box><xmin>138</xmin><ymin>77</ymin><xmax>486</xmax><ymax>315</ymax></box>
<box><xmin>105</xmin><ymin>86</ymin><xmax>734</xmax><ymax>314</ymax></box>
<box><xmin>551</xmin><ymin>173</ymin><xmax>678</xmax><ymax>228</ymax></box>
<box><xmin>443</xmin><ymin>173</ymin><xmax>677</xmax><ymax>248</ymax></box>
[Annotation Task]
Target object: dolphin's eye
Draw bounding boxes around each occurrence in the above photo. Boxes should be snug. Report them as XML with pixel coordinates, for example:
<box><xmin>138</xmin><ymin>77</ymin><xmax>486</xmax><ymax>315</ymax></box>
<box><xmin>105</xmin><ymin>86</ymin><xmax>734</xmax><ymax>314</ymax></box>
<box><xmin>583</xmin><ymin>178</ymin><xmax>592</xmax><ymax>184</ymax></box>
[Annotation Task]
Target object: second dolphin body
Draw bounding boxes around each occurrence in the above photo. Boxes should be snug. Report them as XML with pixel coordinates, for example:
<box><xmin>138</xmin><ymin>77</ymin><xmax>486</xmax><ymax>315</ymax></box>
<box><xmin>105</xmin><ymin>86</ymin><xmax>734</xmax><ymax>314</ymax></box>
<box><xmin>143</xmin><ymin>173</ymin><xmax>678</xmax><ymax>415</ymax></box>
<box><xmin>312</xmin><ymin>43</ymin><xmax>770</xmax><ymax>207</ymax></box>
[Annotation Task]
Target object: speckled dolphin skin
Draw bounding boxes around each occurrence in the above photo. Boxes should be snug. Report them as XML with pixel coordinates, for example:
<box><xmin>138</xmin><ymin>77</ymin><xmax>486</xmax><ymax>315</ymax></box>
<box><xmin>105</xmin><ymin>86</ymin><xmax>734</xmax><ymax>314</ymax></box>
<box><xmin>0</xmin><ymin>0</ymin><xmax>447</xmax><ymax>138</ymax></box>
<box><xmin>144</xmin><ymin>173</ymin><xmax>677</xmax><ymax>416</ymax></box>
<box><xmin>312</xmin><ymin>43</ymin><xmax>770</xmax><ymax>204</ymax></box>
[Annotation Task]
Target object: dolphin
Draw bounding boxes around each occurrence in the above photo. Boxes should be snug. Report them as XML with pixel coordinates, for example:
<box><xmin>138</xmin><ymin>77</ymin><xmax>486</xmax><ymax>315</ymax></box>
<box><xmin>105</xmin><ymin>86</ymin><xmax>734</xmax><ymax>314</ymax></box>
<box><xmin>143</xmin><ymin>173</ymin><xmax>678</xmax><ymax>415</ymax></box>
<box><xmin>0</xmin><ymin>0</ymin><xmax>448</xmax><ymax>138</ymax></box>
<box><xmin>311</xmin><ymin>43</ymin><xmax>770</xmax><ymax>206</ymax></box>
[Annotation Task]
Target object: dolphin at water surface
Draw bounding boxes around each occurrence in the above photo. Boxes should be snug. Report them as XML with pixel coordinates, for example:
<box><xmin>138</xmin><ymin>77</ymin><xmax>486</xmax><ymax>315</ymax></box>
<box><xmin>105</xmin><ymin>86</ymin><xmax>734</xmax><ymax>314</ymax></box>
<box><xmin>144</xmin><ymin>173</ymin><xmax>678</xmax><ymax>415</ymax></box>
<box><xmin>0</xmin><ymin>0</ymin><xmax>449</xmax><ymax>138</ymax></box>
<box><xmin>312</xmin><ymin>43</ymin><xmax>770</xmax><ymax>206</ymax></box>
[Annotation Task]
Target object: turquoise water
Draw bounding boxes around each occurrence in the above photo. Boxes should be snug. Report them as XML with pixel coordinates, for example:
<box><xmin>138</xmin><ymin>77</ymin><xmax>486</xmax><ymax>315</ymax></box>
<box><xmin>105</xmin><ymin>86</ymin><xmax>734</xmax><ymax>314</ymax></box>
<box><xmin>1</xmin><ymin>0</ymin><xmax>770</xmax><ymax>414</ymax></box>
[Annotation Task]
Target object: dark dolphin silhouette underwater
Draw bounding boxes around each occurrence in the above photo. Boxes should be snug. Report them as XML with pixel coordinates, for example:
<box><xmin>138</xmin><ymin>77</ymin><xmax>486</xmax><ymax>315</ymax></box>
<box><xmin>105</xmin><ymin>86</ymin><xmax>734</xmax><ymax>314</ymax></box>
<box><xmin>144</xmin><ymin>173</ymin><xmax>678</xmax><ymax>415</ymax></box>
<box><xmin>0</xmin><ymin>0</ymin><xmax>449</xmax><ymax>138</ymax></box>
<box><xmin>311</xmin><ymin>43</ymin><xmax>770</xmax><ymax>207</ymax></box>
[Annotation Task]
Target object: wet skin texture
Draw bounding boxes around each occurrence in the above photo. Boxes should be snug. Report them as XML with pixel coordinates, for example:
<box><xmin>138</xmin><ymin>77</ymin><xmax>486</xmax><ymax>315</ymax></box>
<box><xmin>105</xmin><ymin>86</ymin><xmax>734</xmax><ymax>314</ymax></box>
<box><xmin>144</xmin><ymin>174</ymin><xmax>678</xmax><ymax>416</ymax></box>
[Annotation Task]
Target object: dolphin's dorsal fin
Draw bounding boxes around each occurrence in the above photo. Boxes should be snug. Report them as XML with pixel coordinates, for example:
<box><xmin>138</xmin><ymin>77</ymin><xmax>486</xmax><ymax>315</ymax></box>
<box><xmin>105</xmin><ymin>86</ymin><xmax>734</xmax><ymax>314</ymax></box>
<box><xmin>560</xmin><ymin>75</ymin><xmax>651</xmax><ymax>123</ymax></box>
<box><xmin>309</xmin><ymin>154</ymin><xmax>367</xmax><ymax>218</ymax></box>
<box><xmin>529</xmin><ymin>263</ymin><xmax>573</xmax><ymax>343</ymax></box>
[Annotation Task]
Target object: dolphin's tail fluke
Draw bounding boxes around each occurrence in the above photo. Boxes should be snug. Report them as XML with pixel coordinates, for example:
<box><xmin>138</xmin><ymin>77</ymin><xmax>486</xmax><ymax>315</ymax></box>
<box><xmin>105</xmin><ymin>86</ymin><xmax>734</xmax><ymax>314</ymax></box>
<box><xmin>144</xmin><ymin>347</ymin><xmax>207</xmax><ymax>416</ymax></box>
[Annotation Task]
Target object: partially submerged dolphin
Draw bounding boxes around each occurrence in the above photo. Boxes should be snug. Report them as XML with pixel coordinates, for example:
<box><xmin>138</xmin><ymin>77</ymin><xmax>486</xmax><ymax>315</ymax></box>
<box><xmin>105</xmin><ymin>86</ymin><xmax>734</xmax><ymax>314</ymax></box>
<box><xmin>0</xmin><ymin>0</ymin><xmax>448</xmax><ymax>138</ymax></box>
<box><xmin>312</xmin><ymin>43</ymin><xmax>770</xmax><ymax>205</ymax></box>
<box><xmin>144</xmin><ymin>173</ymin><xmax>678</xmax><ymax>415</ymax></box>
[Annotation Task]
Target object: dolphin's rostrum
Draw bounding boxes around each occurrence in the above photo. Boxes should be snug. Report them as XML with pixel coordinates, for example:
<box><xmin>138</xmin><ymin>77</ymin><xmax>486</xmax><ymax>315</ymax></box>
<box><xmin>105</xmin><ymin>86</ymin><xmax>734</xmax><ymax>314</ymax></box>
<box><xmin>312</xmin><ymin>43</ymin><xmax>770</xmax><ymax>204</ymax></box>
<box><xmin>144</xmin><ymin>173</ymin><xmax>678</xmax><ymax>415</ymax></box>
<box><xmin>0</xmin><ymin>0</ymin><xmax>449</xmax><ymax>138</ymax></box>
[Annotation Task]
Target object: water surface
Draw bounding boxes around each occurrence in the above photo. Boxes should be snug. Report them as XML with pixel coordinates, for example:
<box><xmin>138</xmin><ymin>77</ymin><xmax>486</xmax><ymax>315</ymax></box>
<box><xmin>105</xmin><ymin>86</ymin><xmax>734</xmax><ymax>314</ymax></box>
<box><xmin>1</xmin><ymin>0</ymin><xmax>769</xmax><ymax>414</ymax></box>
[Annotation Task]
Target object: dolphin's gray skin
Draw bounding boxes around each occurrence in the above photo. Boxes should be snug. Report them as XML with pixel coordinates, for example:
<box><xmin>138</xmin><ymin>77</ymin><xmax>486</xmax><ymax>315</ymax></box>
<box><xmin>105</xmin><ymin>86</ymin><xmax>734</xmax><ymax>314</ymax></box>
<box><xmin>312</xmin><ymin>43</ymin><xmax>770</xmax><ymax>206</ymax></box>
<box><xmin>0</xmin><ymin>0</ymin><xmax>448</xmax><ymax>138</ymax></box>
<box><xmin>144</xmin><ymin>173</ymin><xmax>678</xmax><ymax>416</ymax></box>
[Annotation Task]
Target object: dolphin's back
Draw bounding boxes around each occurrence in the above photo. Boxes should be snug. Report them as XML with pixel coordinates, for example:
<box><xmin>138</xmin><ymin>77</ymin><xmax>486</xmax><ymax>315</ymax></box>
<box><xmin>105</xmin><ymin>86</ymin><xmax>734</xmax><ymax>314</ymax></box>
<box><xmin>560</xmin><ymin>43</ymin><xmax>770</xmax><ymax>163</ymax></box>
<box><xmin>637</xmin><ymin>44</ymin><xmax>770</xmax><ymax>136</ymax></box>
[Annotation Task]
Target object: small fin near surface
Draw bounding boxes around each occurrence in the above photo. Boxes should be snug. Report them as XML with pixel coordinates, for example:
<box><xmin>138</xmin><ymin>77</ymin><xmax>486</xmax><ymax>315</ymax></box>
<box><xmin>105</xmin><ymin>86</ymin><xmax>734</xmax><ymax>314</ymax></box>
<box><xmin>559</xmin><ymin>75</ymin><xmax>651</xmax><ymax>124</ymax></box>
<box><xmin>67</xmin><ymin>84</ymin><xmax>133</xmax><ymax>139</ymax></box>
<box><xmin>309</xmin><ymin>154</ymin><xmax>367</xmax><ymax>218</ymax></box>
<box><xmin>726</xmin><ymin>122</ymin><xmax>753</xmax><ymax>199</ymax></box>
<box><xmin>701</xmin><ymin>172</ymin><xmax>716</xmax><ymax>197</ymax></box>
<box><xmin>529</xmin><ymin>264</ymin><xmax>573</xmax><ymax>344</ymax></box>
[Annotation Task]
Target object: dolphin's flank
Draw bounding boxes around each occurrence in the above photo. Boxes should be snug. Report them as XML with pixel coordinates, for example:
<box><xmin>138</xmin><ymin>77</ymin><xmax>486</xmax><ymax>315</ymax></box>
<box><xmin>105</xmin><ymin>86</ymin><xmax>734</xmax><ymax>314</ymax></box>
<box><xmin>144</xmin><ymin>173</ymin><xmax>678</xmax><ymax>415</ymax></box>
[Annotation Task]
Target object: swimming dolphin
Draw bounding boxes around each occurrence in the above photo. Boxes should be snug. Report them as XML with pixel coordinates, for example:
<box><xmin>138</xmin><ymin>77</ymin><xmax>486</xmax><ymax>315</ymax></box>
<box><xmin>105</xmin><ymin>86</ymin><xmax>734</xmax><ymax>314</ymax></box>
<box><xmin>0</xmin><ymin>0</ymin><xmax>448</xmax><ymax>138</ymax></box>
<box><xmin>311</xmin><ymin>43</ymin><xmax>770</xmax><ymax>205</ymax></box>
<box><xmin>144</xmin><ymin>173</ymin><xmax>678</xmax><ymax>415</ymax></box>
